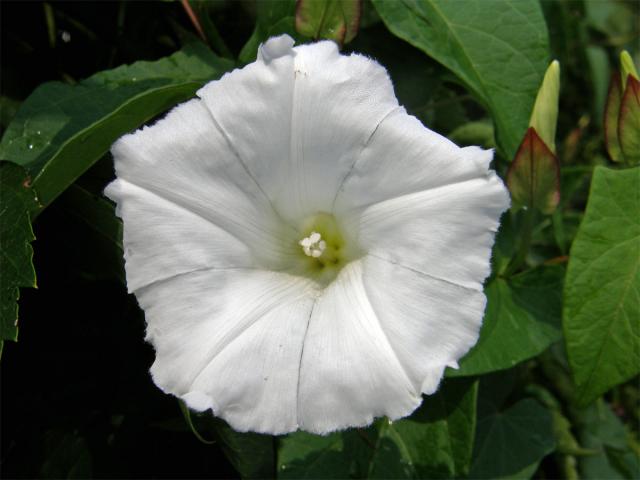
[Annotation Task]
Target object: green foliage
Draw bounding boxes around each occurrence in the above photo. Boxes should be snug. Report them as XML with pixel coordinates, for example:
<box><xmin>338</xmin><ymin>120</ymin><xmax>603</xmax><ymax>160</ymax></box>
<box><xmin>278</xmin><ymin>379</ymin><xmax>478</xmax><ymax>479</ymax></box>
<box><xmin>576</xmin><ymin>401</ymin><xmax>639</xmax><ymax>479</ymax></box>
<box><xmin>564</xmin><ymin>166</ymin><xmax>640</xmax><ymax>407</ymax></box>
<box><xmin>1</xmin><ymin>0</ymin><xmax>638</xmax><ymax>478</ymax></box>
<box><xmin>39</xmin><ymin>430</ymin><xmax>92</xmax><ymax>479</ymax></box>
<box><xmin>452</xmin><ymin>266</ymin><xmax>564</xmax><ymax>377</ymax></box>
<box><xmin>0</xmin><ymin>162</ymin><xmax>38</xmax><ymax>348</ymax></box>
<box><xmin>0</xmin><ymin>42</ymin><xmax>233</xmax><ymax>208</ymax></box>
<box><xmin>371</xmin><ymin>0</ymin><xmax>549</xmax><ymax>159</ymax></box>
<box><xmin>295</xmin><ymin>0</ymin><xmax>362</xmax><ymax>45</ymax></box>
<box><xmin>212</xmin><ymin>420</ymin><xmax>276</xmax><ymax>479</ymax></box>
<box><xmin>470</xmin><ymin>397</ymin><xmax>555</xmax><ymax>479</ymax></box>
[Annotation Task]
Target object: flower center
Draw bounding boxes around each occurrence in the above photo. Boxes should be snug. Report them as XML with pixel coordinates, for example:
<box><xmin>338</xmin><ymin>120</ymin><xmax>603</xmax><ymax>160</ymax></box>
<box><xmin>294</xmin><ymin>212</ymin><xmax>357</xmax><ymax>285</ymax></box>
<box><xmin>299</xmin><ymin>231</ymin><xmax>326</xmax><ymax>258</ymax></box>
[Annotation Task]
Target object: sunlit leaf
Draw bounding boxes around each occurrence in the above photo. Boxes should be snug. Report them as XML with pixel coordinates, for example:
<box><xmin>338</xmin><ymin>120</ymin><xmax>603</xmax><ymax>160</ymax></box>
<box><xmin>0</xmin><ymin>43</ymin><xmax>233</xmax><ymax>209</ymax></box>
<box><xmin>371</xmin><ymin>0</ymin><xmax>549</xmax><ymax>159</ymax></box>
<box><xmin>564</xmin><ymin>166</ymin><xmax>640</xmax><ymax>406</ymax></box>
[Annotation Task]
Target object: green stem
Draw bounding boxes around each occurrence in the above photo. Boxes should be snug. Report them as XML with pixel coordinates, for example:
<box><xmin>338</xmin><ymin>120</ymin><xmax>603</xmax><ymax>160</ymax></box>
<box><xmin>505</xmin><ymin>208</ymin><xmax>535</xmax><ymax>277</ymax></box>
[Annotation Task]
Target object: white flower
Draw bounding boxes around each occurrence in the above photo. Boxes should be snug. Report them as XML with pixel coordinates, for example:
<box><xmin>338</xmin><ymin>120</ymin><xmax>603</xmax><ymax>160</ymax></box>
<box><xmin>105</xmin><ymin>35</ymin><xmax>510</xmax><ymax>435</ymax></box>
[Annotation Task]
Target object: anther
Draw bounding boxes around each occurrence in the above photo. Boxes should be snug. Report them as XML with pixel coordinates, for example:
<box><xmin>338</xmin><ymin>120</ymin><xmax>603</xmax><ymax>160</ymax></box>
<box><xmin>299</xmin><ymin>231</ymin><xmax>327</xmax><ymax>258</ymax></box>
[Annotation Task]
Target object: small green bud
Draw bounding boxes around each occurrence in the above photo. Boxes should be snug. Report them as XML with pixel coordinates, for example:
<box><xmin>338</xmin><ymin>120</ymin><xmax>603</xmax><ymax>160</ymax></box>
<box><xmin>529</xmin><ymin>60</ymin><xmax>560</xmax><ymax>153</ymax></box>
<box><xmin>620</xmin><ymin>50</ymin><xmax>639</xmax><ymax>90</ymax></box>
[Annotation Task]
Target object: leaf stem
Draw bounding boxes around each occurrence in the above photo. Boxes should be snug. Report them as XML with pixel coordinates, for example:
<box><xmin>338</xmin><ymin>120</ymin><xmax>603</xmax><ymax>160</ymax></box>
<box><xmin>505</xmin><ymin>208</ymin><xmax>535</xmax><ymax>276</ymax></box>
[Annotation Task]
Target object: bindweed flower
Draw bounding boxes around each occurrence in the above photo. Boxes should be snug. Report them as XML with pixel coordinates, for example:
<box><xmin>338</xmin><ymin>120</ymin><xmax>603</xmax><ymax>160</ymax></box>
<box><xmin>105</xmin><ymin>35</ymin><xmax>510</xmax><ymax>435</ymax></box>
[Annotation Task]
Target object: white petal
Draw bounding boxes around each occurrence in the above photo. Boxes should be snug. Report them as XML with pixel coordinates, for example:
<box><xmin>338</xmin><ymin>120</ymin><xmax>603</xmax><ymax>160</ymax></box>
<box><xmin>105</xmin><ymin>179</ymin><xmax>251</xmax><ymax>292</ymax></box>
<box><xmin>108</xmin><ymin>98</ymin><xmax>296</xmax><ymax>271</ymax></box>
<box><xmin>187</xmin><ymin>295</ymin><xmax>315</xmax><ymax>434</ymax></box>
<box><xmin>297</xmin><ymin>260</ymin><xmax>421</xmax><ymax>434</ymax></box>
<box><xmin>258</xmin><ymin>34</ymin><xmax>295</xmax><ymax>63</ymax></box>
<box><xmin>346</xmin><ymin>174</ymin><xmax>509</xmax><ymax>291</ymax></box>
<box><xmin>138</xmin><ymin>268</ymin><xmax>316</xmax><ymax>433</ymax></box>
<box><xmin>362</xmin><ymin>255</ymin><xmax>486</xmax><ymax>394</ymax></box>
<box><xmin>335</xmin><ymin>109</ymin><xmax>496</xmax><ymax>214</ymax></box>
<box><xmin>197</xmin><ymin>38</ymin><xmax>399</xmax><ymax>223</ymax></box>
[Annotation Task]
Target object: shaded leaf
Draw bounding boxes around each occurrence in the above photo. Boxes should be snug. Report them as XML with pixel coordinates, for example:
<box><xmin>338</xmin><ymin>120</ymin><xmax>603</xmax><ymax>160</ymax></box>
<box><xmin>563</xmin><ymin>166</ymin><xmax>640</xmax><ymax>406</ymax></box>
<box><xmin>451</xmin><ymin>265</ymin><xmax>564</xmax><ymax>377</ymax></box>
<box><xmin>371</xmin><ymin>0</ymin><xmax>549</xmax><ymax>159</ymax></box>
<box><xmin>576</xmin><ymin>401</ymin><xmax>638</xmax><ymax>479</ymax></box>
<box><xmin>471</xmin><ymin>375</ymin><xmax>555</xmax><ymax>480</ymax></box>
<box><xmin>39</xmin><ymin>430</ymin><xmax>92</xmax><ymax>479</ymax></box>
<box><xmin>278</xmin><ymin>429</ymin><xmax>369</xmax><ymax>479</ymax></box>
<box><xmin>618</xmin><ymin>75</ymin><xmax>640</xmax><ymax>165</ymax></box>
<box><xmin>470</xmin><ymin>397</ymin><xmax>555</xmax><ymax>479</ymax></box>
<box><xmin>0</xmin><ymin>43</ymin><xmax>233</xmax><ymax>208</ymax></box>
<box><xmin>0</xmin><ymin>161</ymin><xmax>39</xmax><ymax>347</ymax></box>
<box><xmin>212</xmin><ymin>419</ymin><xmax>275</xmax><ymax>479</ymax></box>
<box><xmin>605</xmin><ymin>73</ymin><xmax>623</xmax><ymax>162</ymax></box>
<box><xmin>295</xmin><ymin>0</ymin><xmax>362</xmax><ymax>45</ymax></box>
<box><xmin>507</xmin><ymin>127</ymin><xmax>560</xmax><ymax>214</ymax></box>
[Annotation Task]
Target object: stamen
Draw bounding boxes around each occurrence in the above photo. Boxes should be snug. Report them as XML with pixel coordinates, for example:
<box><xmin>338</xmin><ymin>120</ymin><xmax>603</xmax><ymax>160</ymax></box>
<box><xmin>299</xmin><ymin>231</ymin><xmax>327</xmax><ymax>258</ymax></box>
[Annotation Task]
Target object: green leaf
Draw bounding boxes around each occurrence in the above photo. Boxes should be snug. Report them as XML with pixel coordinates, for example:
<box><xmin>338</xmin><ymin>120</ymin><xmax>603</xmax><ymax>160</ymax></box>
<box><xmin>371</xmin><ymin>0</ymin><xmax>549</xmax><ymax>159</ymax></box>
<box><xmin>239</xmin><ymin>0</ymin><xmax>298</xmax><ymax>65</ymax></box>
<box><xmin>278</xmin><ymin>429</ymin><xmax>369</xmax><ymax>479</ymax></box>
<box><xmin>0</xmin><ymin>43</ymin><xmax>233</xmax><ymax>209</ymax></box>
<box><xmin>604</xmin><ymin>73</ymin><xmax>623</xmax><ymax>163</ymax></box>
<box><xmin>576</xmin><ymin>400</ymin><xmax>638</xmax><ymax>479</ymax></box>
<box><xmin>470</xmin><ymin>397</ymin><xmax>555</xmax><ymax>479</ymax></box>
<box><xmin>368</xmin><ymin>379</ymin><xmax>478</xmax><ymax>479</ymax></box>
<box><xmin>39</xmin><ymin>430</ymin><xmax>92</xmax><ymax>479</ymax></box>
<box><xmin>295</xmin><ymin>0</ymin><xmax>362</xmax><ymax>45</ymax></box>
<box><xmin>54</xmin><ymin>184</ymin><xmax>125</xmax><ymax>283</ymax></box>
<box><xmin>212</xmin><ymin>419</ymin><xmax>275</xmax><ymax>479</ymax></box>
<box><xmin>563</xmin><ymin>166</ymin><xmax>640</xmax><ymax>407</ymax></box>
<box><xmin>451</xmin><ymin>265</ymin><xmax>564</xmax><ymax>377</ymax></box>
<box><xmin>506</xmin><ymin>127</ymin><xmax>560</xmax><ymax>214</ymax></box>
<box><xmin>618</xmin><ymin>76</ymin><xmax>640</xmax><ymax>165</ymax></box>
<box><xmin>0</xmin><ymin>161</ymin><xmax>39</xmax><ymax>346</ymax></box>
<box><xmin>278</xmin><ymin>379</ymin><xmax>477</xmax><ymax>479</ymax></box>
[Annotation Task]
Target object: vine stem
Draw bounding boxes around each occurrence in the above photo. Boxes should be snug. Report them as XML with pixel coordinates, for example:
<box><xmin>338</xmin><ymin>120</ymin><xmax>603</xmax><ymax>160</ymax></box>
<box><xmin>505</xmin><ymin>207</ymin><xmax>535</xmax><ymax>277</ymax></box>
